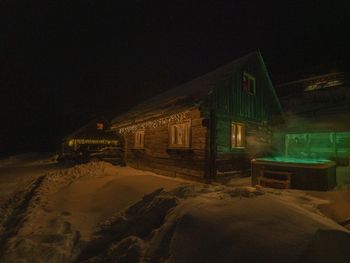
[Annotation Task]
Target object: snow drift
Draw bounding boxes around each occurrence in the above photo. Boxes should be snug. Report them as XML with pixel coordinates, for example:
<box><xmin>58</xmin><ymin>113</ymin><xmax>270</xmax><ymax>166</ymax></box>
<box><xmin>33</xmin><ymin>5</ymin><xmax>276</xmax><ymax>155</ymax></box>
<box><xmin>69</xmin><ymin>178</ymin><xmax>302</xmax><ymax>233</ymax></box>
<box><xmin>78</xmin><ymin>185</ymin><xmax>350</xmax><ymax>263</ymax></box>
<box><xmin>0</xmin><ymin>161</ymin><xmax>350</xmax><ymax>263</ymax></box>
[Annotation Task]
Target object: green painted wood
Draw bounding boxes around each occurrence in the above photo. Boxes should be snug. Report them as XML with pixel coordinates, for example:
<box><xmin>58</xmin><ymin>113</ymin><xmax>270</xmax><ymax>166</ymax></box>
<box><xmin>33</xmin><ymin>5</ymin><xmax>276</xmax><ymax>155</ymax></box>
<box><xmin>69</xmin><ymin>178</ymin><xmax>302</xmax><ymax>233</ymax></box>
<box><xmin>200</xmin><ymin>53</ymin><xmax>280</xmax><ymax>155</ymax></box>
<box><xmin>203</xmin><ymin>54</ymin><xmax>276</xmax><ymax>123</ymax></box>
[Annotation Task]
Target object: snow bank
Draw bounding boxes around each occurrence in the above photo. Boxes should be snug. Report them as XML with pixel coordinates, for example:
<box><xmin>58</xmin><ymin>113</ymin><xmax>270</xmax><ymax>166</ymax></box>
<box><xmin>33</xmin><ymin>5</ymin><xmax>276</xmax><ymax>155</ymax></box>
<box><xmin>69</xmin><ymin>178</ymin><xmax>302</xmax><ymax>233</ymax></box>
<box><xmin>0</xmin><ymin>162</ymin><xmax>184</xmax><ymax>262</ymax></box>
<box><xmin>0</xmin><ymin>162</ymin><xmax>118</xmax><ymax>262</ymax></box>
<box><xmin>1</xmin><ymin>161</ymin><xmax>350</xmax><ymax>263</ymax></box>
<box><xmin>79</xmin><ymin>185</ymin><xmax>350</xmax><ymax>263</ymax></box>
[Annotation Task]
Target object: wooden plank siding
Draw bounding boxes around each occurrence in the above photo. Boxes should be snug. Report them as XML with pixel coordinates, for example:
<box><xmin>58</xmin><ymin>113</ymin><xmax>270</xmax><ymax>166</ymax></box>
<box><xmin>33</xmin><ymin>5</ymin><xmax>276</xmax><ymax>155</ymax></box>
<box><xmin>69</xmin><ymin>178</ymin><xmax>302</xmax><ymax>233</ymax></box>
<box><xmin>200</xmin><ymin>55</ymin><xmax>277</xmax><ymax>173</ymax></box>
<box><xmin>123</xmin><ymin>108</ymin><xmax>208</xmax><ymax>180</ymax></box>
<box><xmin>206</xmin><ymin>58</ymin><xmax>272</xmax><ymax>123</ymax></box>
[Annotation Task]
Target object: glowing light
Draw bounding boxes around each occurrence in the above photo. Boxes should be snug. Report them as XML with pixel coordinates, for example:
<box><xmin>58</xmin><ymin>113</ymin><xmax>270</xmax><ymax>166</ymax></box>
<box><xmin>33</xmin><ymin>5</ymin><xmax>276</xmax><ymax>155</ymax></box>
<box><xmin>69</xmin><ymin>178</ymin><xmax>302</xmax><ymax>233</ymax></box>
<box><xmin>231</xmin><ymin>123</ymin><xmax>245</xmax><ymax>148</ymax></box>
<box><xmin>304</xmin><ymin>79</ymin><xmax>343</xmax><ymax>92</ymax></box>
<box><xmin>285</xmin><ymin>132</ymin><xmax>350</xmax><ymax>159</ymax></box>
<box><xmin>256</xmin><ymin>156</ymin><xmax>331</xmax><ymax>164</ymax></box>
<box><xmin>67</xmin><ymin>139</ymin><xmax>118</xmax><ymax>146</ymax></box>
<box><xmin>117</xmin><ymin>111</ymin><xmax>191</xmax><ymax>134</ymax></box>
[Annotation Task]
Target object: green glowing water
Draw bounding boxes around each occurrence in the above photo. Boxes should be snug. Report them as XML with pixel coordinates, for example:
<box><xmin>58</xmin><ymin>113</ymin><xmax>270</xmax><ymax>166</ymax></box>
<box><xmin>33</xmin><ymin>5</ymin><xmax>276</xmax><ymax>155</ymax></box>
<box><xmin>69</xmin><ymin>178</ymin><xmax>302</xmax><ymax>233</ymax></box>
<box><xmin>256</xmin><ymin>156</ymin><xmax>331</xmax><ymax>164</ymax></box>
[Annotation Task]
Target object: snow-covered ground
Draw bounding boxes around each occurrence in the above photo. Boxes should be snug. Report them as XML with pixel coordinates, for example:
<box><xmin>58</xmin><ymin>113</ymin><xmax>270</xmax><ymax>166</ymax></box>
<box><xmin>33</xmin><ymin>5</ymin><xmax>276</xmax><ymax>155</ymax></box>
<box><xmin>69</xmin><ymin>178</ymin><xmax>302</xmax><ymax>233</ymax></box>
<box><xmin>0</xmin><ymin>152</ymin><xmax>57</xmax><ymax>168</ymax></box>
<box><xmin>0</xmin><ymin>153</ymin><xmax>59</xmax><ymax>206</ymax></box>
<box><xmin>0</xmin><ymin>153</ymin><xmax>350</xmax><ymax>262</ymax></box>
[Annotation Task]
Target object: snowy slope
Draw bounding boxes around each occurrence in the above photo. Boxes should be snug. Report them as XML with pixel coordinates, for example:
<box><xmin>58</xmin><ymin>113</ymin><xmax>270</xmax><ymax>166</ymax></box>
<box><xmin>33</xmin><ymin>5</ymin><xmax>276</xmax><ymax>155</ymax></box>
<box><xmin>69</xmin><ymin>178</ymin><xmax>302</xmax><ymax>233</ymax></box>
<box><xmin>0</xmin><ymin>159</ymin><xmax>349</xmax><ymax>262</ymax></box>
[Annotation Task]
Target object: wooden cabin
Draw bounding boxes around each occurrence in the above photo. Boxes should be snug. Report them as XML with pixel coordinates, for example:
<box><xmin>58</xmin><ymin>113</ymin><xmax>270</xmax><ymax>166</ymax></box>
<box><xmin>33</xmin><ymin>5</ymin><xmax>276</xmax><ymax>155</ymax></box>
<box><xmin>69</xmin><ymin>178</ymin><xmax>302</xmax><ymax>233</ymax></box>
<box><xmin>60</xmin><ymin>117</ymin><xmax>125</xmax><ymax>165</ymax></box>
<box><xmin>110</xmin><ymin>51</ymin><xmax>283</xmax><ymax>181</ymax></box>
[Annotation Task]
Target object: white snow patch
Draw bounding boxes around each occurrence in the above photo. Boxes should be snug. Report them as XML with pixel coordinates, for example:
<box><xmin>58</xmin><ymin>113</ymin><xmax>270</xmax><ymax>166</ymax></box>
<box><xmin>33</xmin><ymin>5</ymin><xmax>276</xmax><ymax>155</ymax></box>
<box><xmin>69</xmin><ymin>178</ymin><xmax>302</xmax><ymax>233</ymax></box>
<box><xmin>79</xmin><ymin>185</ymin><xmax>350</xmax><ymax>263</ymax></box>
<box><xmin>0</xmin><ymin>159</ymin><xmax>349</xmax><ymax>263</ymax></box>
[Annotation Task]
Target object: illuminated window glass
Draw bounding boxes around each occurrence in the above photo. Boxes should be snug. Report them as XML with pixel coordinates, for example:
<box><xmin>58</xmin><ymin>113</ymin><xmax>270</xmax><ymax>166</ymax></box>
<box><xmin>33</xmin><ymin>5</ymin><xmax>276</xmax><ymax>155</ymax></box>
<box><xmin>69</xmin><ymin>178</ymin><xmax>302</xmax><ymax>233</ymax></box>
<box><xmin>231</xmin><ymin>123</ymin><xmax>245</xmax><ymax>148</ymax></box>
<box><xmin>169</xmin><ymin>121</ymin><xmax>191</xmax><ymax>148</ymax></box>
<box><xmin>96</xmin><ymin>123</ymin><xmax>104</xmax><ymax>130</ymax></box>
<box><xmin>134</xmin><ymin>130</ymin><xmax>145</xmax><ymax>148</ymax></box>
<box><xmin>242</xmin><ymin>72</ymin><xmax>256</xmax><ymax>94</ymax></box>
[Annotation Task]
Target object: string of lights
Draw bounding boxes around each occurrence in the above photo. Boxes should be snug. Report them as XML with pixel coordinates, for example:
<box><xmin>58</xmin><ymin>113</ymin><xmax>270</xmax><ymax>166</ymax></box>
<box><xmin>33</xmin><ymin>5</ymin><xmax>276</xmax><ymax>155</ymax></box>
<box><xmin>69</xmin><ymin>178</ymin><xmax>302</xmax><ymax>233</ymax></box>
<box><xmin>118</xmin><ymin>111</ymin><xmax>191</xmax><ymax>134</ymax></box>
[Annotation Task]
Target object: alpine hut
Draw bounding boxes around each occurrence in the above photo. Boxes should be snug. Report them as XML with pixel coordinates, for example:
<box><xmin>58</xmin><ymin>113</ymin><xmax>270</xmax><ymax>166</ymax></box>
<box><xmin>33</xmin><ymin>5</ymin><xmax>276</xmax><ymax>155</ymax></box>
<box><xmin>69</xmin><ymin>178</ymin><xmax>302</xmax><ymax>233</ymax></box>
<box><xmin>110</xmin><ymin>51</ymin><xmax>283</xmax><ymax>180</ymax></box>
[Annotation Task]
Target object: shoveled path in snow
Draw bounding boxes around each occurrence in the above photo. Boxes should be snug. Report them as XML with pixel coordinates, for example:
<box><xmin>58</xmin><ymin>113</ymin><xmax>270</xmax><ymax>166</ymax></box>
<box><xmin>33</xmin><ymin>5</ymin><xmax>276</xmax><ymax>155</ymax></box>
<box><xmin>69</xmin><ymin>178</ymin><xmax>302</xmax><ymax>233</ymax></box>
<box><xmin>0</xmin><ymin>161</ymin><xmax>59</xmax><ymax>206</ymax></box>
<box><xmin>0</xmin><ymin>161</ymin><xmax>189</xmax><ymax>262</ymax></box>
<box><xmin>49</xmin><ymin>165</ymin><xmax>188</xmax><ymax>239</ymax></box>
<box><xmin>0</xmin><ymin>155</ymin><xmax>187</xmax><ymax>240</ymax></box>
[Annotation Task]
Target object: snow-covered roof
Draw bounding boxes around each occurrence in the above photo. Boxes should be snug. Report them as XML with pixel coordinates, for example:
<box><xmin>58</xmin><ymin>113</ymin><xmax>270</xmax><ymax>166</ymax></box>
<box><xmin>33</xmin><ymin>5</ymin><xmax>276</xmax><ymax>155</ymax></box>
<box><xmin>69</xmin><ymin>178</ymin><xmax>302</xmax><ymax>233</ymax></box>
<box><xmin>62</xmin><ymin>117</ymin><xmax>118</xmax><ymax>141</ymax></box>
<box><xmin>111</xmin><ymin>51</ymin><xmax>281</xmax><ymax>128</ymax></box>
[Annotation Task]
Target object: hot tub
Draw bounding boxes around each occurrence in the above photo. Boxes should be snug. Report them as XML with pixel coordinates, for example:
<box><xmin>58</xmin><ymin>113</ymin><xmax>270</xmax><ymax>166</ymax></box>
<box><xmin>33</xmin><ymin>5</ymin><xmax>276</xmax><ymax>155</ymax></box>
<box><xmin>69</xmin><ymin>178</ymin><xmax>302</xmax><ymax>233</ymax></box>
<box><xmin>251</xmin><ymin>157</ymin><xmax>336</xmax><ymax>191</ymax></box>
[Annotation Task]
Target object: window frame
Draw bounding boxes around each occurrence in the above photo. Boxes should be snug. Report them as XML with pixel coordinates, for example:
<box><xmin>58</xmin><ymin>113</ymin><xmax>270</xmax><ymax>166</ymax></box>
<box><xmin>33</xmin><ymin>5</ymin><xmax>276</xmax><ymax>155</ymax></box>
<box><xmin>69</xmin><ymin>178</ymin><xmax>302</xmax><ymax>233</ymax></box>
<box><xmin>231</xmin><ymin>122</ymin><xmax>246</xmax><ymax>149</ymax></box>
<box><xmin>168</xmin><ymin>120</ymin><xmax>191</xmax><ymax>149</ymax></box>
<box><xmin>242</xmin><ymin>72</ymin><xmax>256</xmax><ymax>95</ymax></box>
<box><xmin>134</xmin><ymin>130</ymin><xmax>145</xmax><ymax>149</ymax></box>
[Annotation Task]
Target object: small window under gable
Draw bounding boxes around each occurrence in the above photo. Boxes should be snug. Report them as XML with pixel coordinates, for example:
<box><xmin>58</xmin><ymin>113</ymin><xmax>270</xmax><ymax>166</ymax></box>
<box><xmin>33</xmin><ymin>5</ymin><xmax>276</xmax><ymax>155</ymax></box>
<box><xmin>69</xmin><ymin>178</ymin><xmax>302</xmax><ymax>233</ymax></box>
<box><xmin>231</xmin><ymin>123</ymin><xmax>245</xmax><ymax>148</ymax></box>
<box><xmin>96</xmin><ymin>122</ymin><xmax>104</xmax><ymax>130</ymax></box>
<box><xmin>168</xmin><ymin>121</ymin><xmax>191</xmax><ymax>148</ymax></box>
<box><xmin>242</xmin><ymin>72</ymin><xmax>256</xmax><ymax>95</ymax></box>
<box><xmin>134</xmin><ymin>130</ymin><xmax>145</xmax><ymax>149</ymax></box>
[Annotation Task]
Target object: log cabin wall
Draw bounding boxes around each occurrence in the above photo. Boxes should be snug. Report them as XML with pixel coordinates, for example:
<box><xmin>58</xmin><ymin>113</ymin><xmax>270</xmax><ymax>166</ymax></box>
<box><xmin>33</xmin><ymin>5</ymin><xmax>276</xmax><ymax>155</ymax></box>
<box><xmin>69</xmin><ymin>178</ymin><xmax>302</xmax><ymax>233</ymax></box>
<box><xmin>202</xmin><ymin>54</ymin><xmax>279</xmax><ymax>174</ymax></box>
<box><xmin>121</xmin><ymin>108</ymin><xmax>208</xmax><ymax>180</ymax></box>
<box><xmin>215</xmin><ymin>119</ymin><xmax>273</xmax><ymax>173</ymax></box>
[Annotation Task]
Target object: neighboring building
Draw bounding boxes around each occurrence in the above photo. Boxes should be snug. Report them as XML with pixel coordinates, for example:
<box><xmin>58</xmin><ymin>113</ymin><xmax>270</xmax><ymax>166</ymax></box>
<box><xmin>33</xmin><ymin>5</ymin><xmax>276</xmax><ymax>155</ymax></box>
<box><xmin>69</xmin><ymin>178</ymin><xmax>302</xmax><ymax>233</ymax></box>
<box><xmin>61</xmin><ymin>117</ymin><xmax>125</xmax><ymax>165</ymax></box>
<box><xmin>274</xmin><ymin>71</ymin><xmax>350</xmax><ymax>163</ymax></box>
<box><xmin>110</xmin><ymin>51</ymin><xmax>283</xmax><ymax>181</ymax></box>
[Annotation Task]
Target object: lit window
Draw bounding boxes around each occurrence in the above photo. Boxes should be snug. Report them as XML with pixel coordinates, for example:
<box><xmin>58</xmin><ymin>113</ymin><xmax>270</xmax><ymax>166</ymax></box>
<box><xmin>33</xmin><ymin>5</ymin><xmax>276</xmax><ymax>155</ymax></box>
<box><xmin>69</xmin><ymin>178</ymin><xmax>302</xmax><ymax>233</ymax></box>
<box><xmin>96</xmin><ymin>123</ymin><xmax>104</xmax><ymax>130</ymax></box>
<box><xmin>169</xmin><ymin>121</ymin><xmax>191</xmax><ymax>148</ymax></box>
<box><xmin>232</xmin><ymin>123</ymin><xmax>245</xmax><ymax>148</ymax></box>
<box><xmin>134</xmin><ymin>130</ymin><xmax>145</xmax><ymax>148</ymax></box>
<box><xmin>242</xmin><ymin>72</ymin><xmax>256</xmax><ymax>94</ymax></box>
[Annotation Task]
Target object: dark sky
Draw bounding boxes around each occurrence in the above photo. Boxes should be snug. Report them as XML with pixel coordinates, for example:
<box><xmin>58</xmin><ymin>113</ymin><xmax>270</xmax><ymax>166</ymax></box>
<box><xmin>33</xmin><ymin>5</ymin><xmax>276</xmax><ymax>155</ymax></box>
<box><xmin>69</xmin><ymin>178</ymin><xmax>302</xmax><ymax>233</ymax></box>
<box><xmin>0</xmin><ymin>0</ymin><xmax>349</xmax><ymax>155</ymax></box>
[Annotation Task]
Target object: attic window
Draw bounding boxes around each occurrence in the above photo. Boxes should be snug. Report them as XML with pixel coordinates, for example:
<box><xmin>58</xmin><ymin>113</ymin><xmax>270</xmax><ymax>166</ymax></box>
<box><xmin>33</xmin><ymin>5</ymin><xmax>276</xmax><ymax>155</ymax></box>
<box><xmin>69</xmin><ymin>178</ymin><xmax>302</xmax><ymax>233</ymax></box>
<box><xmin>96</xmin><ymin>123</ymin><xmax>104</xmax><ymax>130</ymax></box>
<box><xmin>168</xmin><ymin>121</ymin><xmax>191</xmax><ymax>148</ymax></box>
<box><xmin>242</xmin><ymin>72</ymin><xmax>256</xmax><ymax>94</ymax></box>
<box><xmin>231</xmin><ymin>123</ymin><xmax>245</xmax><ymax>148</ymax></box>
<box><xmin>134</xmin><ymin>130</ymin><xmax>145</xmax><ymax>149</ymax></box>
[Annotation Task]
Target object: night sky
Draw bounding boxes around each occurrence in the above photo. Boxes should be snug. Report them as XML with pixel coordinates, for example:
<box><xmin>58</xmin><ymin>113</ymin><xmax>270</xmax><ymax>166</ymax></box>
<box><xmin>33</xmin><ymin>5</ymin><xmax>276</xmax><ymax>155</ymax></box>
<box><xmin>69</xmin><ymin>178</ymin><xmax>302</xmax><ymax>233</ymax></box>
<box><xmin>0</xmin><ymin>0</ymin><xmax>349</xmax><ymax>156</ymax></box>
